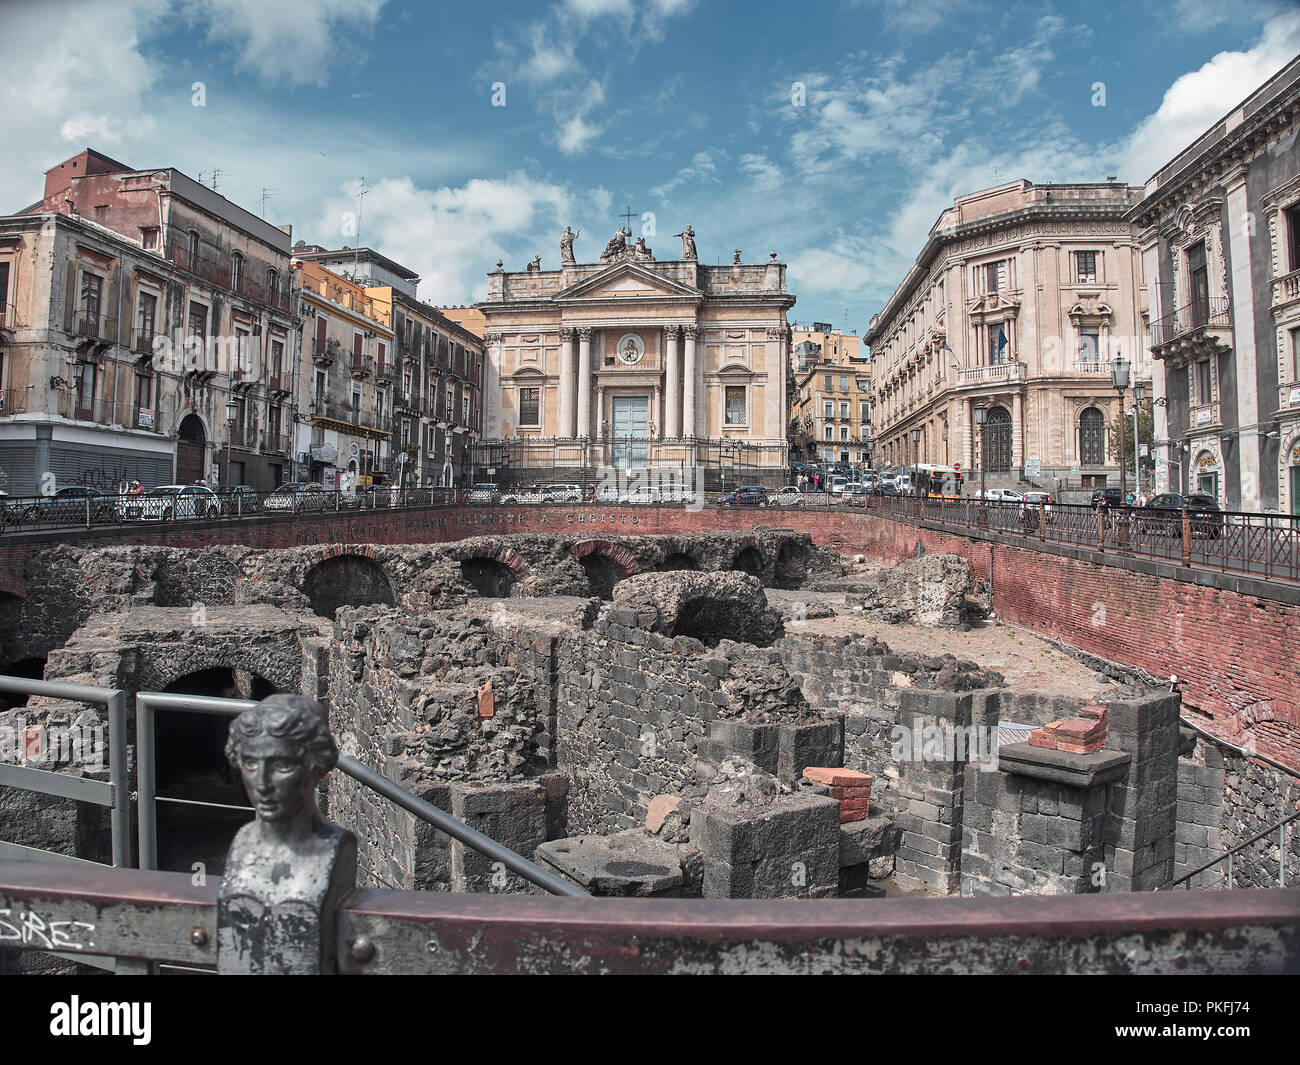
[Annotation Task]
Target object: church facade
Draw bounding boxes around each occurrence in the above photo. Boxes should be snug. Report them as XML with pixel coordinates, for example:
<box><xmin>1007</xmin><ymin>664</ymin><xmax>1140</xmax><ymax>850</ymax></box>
<box><xmin>475</xmin><ymin>228</ymin><xmax>794</xmax><ymax>489</ymax></box>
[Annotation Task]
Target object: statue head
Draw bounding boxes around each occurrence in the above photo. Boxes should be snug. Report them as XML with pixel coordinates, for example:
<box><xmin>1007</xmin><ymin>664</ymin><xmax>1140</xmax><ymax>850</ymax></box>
<box><xmin>225</xmin><ymin>695</ymin><xmax>337</xmax><ymax>825</ymax></box>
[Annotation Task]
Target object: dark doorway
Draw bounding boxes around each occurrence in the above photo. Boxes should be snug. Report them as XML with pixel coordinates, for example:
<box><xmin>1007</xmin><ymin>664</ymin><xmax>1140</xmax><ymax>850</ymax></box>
<box><xmin>177</xmin><ymin>413</ymin><xmax>206</xmax><ymax>484</ymax></box>
<box><xmin>303</xmin><ymin>555</ymin><xmax>396</xmax><ymax>618</ymax></box>
<box><xmin>773</xmin><ymin>543</ymin><xmax>807</xmax><ymax>590</ymax></box>
<box><xmin>657</xmin><ymin>552</ymin><xmax>699</xmax><ymax>572</ymax></box>
<box><xmin>731</xmin><ymin>546</ymin><xmax>764</xmax><ymax>577</ymax></box>
<box><xmin>460</xmin><ymin>557</ymin><xmax>517</xmax><ymax>597</ymax></box>
<box><xmin>0</xmin><ymin>656</ymin><xmax>46</xmax><ymax>710</ymax></box>
<box><xmin>154</xmin><ymin>667</ymin><xmax>276</xmax><ymax>876</ymax></box>
<box><xmin>578</xmin><ymin>552</ymin><xmax>625</xmax><ymax>600</ymax></box>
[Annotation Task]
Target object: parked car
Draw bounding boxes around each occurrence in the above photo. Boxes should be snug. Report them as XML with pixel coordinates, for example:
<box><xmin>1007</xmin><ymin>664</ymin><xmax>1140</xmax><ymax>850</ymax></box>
<box><xmin>219</xmin><ymin>484</ymin><xmax>260</xmax><ymax>515</ymax></box>
<box><xmin>499</xmin><ymin>487</ymin><xmax>546</xmax><ymax>505</ymax></box>
<box><xmin>120</xmin><ymin>484</ymin><xmax>221</xmax><ymax>521</ymax></box>
<box><xmin>25</xmin><ymin>485</ymin><xmax>119</xmax><ymax>524</ymax></box>
<box><xmin>843</xmin><ymin>483</ymin><xmax>871</xmax><ymax>506</ymax></box>
<box><xmin>717</xmin><ymin>486</ymin><xmax>768</xmax><ymax>507</ymax></box>
<box><xmin>976</xmin><ymin>488</ymin><xmax>1022</xmax><ymax>504</ymax></box>
<box><xmin>1090</xmin><ymin>487</ymin><xmax>1124</xmax><ymax>508</ymax></box>
<box><xmin>1137</xmin><ymin>492</ymin><xmax>1224</xmax><ymax>539</ymax></box>
<box><xmin>541</xmin><ymin>483</ymin><xmax>583</xmax><ymax>504</ymax></box>
<box><xmin>771</xmin><ymin>485</ymin><xmax>804</xmax><ymax>507</ymax></box>
<box><xmin>827</xmin><ymin>475</ymin><xmax>849</xmax><ymax>497</ymax></box>
<box><xmin>467</xmin><ymin>483</ymin><xmax>500</xmax><ymax>504</ymax></box>
<box><xmin>263</xmin><ymin>483</ymin><xmax>327</xmax><ymax>513</ymax></box>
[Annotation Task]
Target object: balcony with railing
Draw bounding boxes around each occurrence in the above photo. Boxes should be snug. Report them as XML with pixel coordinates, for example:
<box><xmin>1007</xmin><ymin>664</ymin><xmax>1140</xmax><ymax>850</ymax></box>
<box><xmin>956</xmin><ymin>361</ymin><xmax>1027</xmax><ymax>387</ymax></box>
<box><xmin>312</xmin><ymin>398</ymin><xmax>390</xmax><ymax>433</ymax></box>
<box><xmin>263</xmin><ymin>431</ymin><xmax>291</xmax><ymax>455</ymax></box>
<box><xmin>1272</xmin><ymin>266</ymin><xmax>1300</xmax><ymax>308</ymax></box>
<box><xmin>228</xmin><ymin>423</ymin><xmax>257</xmax><ymax>450</ymax></box>
<box><xmin>163</xmin><ymin>234</ymin><xmax>293</xmax><ymax>315</ymax></box>
<box><xmin>1149</xmin><ymin>296</ymin><xmax>1232</xmax><ymax>361</ymax></box>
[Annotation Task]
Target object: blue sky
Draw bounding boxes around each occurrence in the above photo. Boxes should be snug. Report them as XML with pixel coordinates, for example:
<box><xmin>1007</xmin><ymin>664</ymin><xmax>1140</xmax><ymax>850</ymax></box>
<box><xmin>4</xmin><ymin>0</ymin><xmax>1298</xmax><ymax>330</ymax></box>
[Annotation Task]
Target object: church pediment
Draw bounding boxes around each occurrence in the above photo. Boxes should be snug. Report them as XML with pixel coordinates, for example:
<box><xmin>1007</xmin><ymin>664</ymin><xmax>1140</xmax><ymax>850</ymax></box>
<box><xmin>967</xmin><ymin>292</ymin><xmax>1020</xmax><ymax>319</ymax></box>
<box><xmin>554</xmin><ymin>261</ymin><xmax>702</xmax><ymax>303</ymax></box>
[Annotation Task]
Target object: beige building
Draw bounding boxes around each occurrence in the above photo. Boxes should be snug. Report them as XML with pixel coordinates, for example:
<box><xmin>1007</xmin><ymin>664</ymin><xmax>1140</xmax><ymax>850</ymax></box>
<box><xmin>790</xmin><ymin>357</ymin><xmax>873</xmax><ymax>468</ymax></box>
<box><xmin>866</xmin><ymin>180</ymin><xmax>1150</xmax><ymax>492</ymax></box>
<box><xmin>475</xmin><ymin>232</ymin><xmax>794</xmax><ymax>487</ymax></box>
<box><xmin>0</xmin><ymin>148</ymin><xmax>298</xmax><ymax>494</ymax></box>
<box><xmin>293</xmin><ymin>260</ymin><xmax>393</xmax><ymax>490</ymax></box>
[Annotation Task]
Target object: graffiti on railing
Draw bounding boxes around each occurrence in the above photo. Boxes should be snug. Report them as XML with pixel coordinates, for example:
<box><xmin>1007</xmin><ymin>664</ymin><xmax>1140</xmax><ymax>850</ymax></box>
<box><xmin>0</xmin><ymin>908</ymin><xmax>96</xmax><ymax>951</ymax></box>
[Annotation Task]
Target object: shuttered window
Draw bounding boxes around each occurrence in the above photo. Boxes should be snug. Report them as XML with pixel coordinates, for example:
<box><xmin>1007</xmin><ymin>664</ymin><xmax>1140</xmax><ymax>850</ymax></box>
<box><xmin>725</xmin><ymin>386</ymin><xmax>746</xmax><ymax>425</ymax></box>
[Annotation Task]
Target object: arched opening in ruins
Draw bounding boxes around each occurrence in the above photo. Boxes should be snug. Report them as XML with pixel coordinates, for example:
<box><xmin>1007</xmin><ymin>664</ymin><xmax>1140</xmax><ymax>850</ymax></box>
<box><xmin>303</xmin><ymin>554</ymin><xmax>396</xmax><ymax>619</ymax></box>
<box><xmin>668</xmin><ymin>595</ymin><xmax>777</xmax><ymax>648</ymax></box>
<box><xmin>773</xmin><ymin>542</ymin><xmax>807</xmax><ymax>590</ymax></box>
<box><xmin>579</xmin><ymin>552</ymin><xmax>627</xmax><ymax>600</ymax></box>
<box><xmin>460</xmin><ymin>557</ymin><xmax>518</xmax><ymax>597</ymax></box>
<box><xmin>731</xmin><ymin>546</ymin><xmax>764</xmax><ymax>578</ymax></box>
<box><xmin>657</xmin><ymin>552</ymin><xmax>700</xmax><ymax>572</ymax></box>
<box><xmin>0</xmin><ymin>655</ymin><xmax>47</xmax><ymax>710</ymax></box>
<box><xmin>154</xmin><ymin>666</ymin><xmax>278</xmax><ymax>875</ymax></box>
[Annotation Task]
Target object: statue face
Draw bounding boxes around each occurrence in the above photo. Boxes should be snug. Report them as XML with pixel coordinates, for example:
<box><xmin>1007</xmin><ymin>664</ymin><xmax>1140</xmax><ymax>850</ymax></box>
<box><xmin>236</xmin><ymin>734</ymin><xmax>316</xmax><ymax>824</ymax></box>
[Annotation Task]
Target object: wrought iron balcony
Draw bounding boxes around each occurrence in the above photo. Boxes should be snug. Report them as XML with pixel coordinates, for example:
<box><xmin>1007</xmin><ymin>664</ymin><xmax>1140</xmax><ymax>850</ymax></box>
<box><xmin>1149</xmin><ymin>296</ymin><xmax>1232</xmax><ymax>356</ymax></box>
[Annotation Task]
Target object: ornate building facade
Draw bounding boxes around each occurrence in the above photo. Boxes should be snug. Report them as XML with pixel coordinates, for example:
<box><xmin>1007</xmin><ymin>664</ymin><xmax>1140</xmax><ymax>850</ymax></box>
<box><xmin>475</xmin><ymin>229</ymin><xmax>794</xmax><ymax>487</ymax></box>
<box><xmin>866</xmin><ymin>180</ymin><xmax>1149</xmax><ymax>492</ymax></box>
<box><xmin>1129</xmin><ymin>55</ymin><xmax>1300</xmax><ymax>513</ymax></box>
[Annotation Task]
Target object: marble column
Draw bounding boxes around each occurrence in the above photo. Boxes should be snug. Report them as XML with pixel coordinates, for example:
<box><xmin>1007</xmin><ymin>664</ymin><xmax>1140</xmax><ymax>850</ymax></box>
<box><xmin>576</xmin><ymin>327</ymin><xmax>592</xmax><ymax>438</ymax></box>
<box><xmin>683</xmin><ymin>324</ymin><xmax>699</xmax><ymax>438</ymax></box>
<box><xmin>653</xmin><ymin>384</ymin><xmax>662</xmax><ymax>439</ymax></box>
<box><xmin>559</xmin><ymin>327</ymin><xmax>576</xmax><ymax>438</ymax></box>
<box><xmin>664</xmin><ymin>326</ymin><xmax>681</xmax><ymax>438</ymax></box>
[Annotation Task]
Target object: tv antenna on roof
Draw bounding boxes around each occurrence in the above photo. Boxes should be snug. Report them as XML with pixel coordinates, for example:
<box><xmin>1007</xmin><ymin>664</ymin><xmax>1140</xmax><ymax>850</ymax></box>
<box><xmin>199</xmin><ymin>168</ymin><xmax>224</xmax><ymax>192</ymax></box>
<box><xmin>352</xmin><ymin>177</ymin><xmax>371</xmax><ymax>280</ymax></box>
<box><xmin>260</xmin><ymin>187</ymin><xmax>278</xmax><ymax>218</ymax></box>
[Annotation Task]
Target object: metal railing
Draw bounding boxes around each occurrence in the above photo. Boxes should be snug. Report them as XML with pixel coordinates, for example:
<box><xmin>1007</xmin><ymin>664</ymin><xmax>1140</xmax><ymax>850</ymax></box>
<box><xmin>0</xmin><ymin>676</ymin><xmax>130</xmax><ymax>869</ymax></box>
<box><xmin>1150</xmin><ymin>296</ymin><xmax>1231</xmax><ymax>347</ymax></box>
<box><xmin>1168</xmin><ymin>807</ymin><xmax>1299</xmax><ymax>891</ymax></box>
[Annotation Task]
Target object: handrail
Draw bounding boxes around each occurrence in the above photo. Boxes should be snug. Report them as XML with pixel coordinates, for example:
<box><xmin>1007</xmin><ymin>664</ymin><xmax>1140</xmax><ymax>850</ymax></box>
<box><xmin>131</xmin><ymin>690</ymin><xmax>585</xmax><ymax>896</ymax></box>
<box><xmin>0</xmin><ymin>675</ymin><xmax>130</xmax><ymax>868</ymax></box>
<box><xmin>1167</xmin><ymin>807</ymin><xmax>1300</xmax><ymax>890</ymax></box>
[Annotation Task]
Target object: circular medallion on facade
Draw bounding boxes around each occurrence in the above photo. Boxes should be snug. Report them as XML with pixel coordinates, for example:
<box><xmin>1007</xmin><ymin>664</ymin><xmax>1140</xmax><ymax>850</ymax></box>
<box><xmin>616</xmin><ymin>333</ymin><xmax>645</xmax><ymax>365</ymax></box>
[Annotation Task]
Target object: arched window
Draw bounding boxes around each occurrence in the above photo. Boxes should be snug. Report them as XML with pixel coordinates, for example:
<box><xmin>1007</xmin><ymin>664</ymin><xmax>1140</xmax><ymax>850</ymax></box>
<box><xmin>267</xmin><ymin>267</ymin><xmax>278</xmax><ymax>302</ymax></box>
<box><xmin>231</xmin><ymin>251</ymin><xmax>244</xmax><ymax>292</ymax></box>
<box><xmin>983</xmin><ymin>406</ymin><xmax>1012</xmax><ymax>472</ymax></box>
<box><xmin>1080</xmin><ymin>407</ymin><xmax>1105</xmax><ymax>466</ymax></box>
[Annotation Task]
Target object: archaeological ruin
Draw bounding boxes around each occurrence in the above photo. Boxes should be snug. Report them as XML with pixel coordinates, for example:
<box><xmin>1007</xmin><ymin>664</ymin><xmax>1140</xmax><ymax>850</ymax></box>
<box><xmin>5</xmin><ymin>512</ymin><xmax>1291</xmax><ymax>934</ymax></box>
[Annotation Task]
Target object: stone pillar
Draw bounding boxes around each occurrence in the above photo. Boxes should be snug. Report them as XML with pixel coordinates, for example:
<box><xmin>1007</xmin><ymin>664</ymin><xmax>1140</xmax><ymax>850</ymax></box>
<box><xmin>683</xmin><ymin>325</ymin><xmax>699</xmax><ymax>438</ymax></box>
<box><xmin>652</xmin><ymin>384</ymin><xmax>662</xmax><ymax>440</ymax></box>
<box><xmin>1012</xmin><ymin>391</ymin><xmax>1023</xmax><ymax>472</ymax></box>
<box><xmin>596</xmin><ymin>384</ymin><xmax>605</xmax><ymax>440</ymax></box>
<box><xmin>962</xmin><ymin>400</ymin><xmax>972</xmax><ymax>480</ymax></box>
<box><xmin>665</xmin><ymin>326</ymin><xmax>681</xmax><ymax>438</ymax></box>
<box><xmin>559</xmin><ymin>327</ymin><xmax>576</xmax><ymax>438</ymax></box>
<box><xmin>577</xmin><ymin>327</ymin><xmax>593</xmax><ymax>439</ymax></box>
<box><xmin>1225</xmin><ymin>171</ymin><xmax>1262</xmax><ymax>511</ymax></box>
<box><xmin>482</xmin><ymin>333</ymin><xmax>504</xmax><ymax>440</ymax></box>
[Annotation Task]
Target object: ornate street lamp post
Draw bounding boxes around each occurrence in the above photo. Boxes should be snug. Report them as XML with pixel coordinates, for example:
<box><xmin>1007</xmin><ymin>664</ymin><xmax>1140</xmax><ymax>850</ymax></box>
<box><xmin>975</xmin><ymin>404</ymin><xmax>987</xmax><ymax>500</ymax></box>
<box><xmin>1111</xmin><ymin>354</ymin><xmax>1130</xmax><ymax>505</ymax></box>
<box><xmin>1132</xmin><ymin>380</ymin><xmax>1145</xmax><ymax>498</ymax></box>
<box><xmin>225</xmin><ymin>396</ymin><xmax>239</xmax><ymax>491</ymax></box>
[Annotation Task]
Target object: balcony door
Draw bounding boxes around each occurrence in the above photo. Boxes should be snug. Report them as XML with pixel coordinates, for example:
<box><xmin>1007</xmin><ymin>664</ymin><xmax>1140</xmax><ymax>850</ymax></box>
<box><xmin>982</xmin><ymin>405</ymin><xmax>1011</xmax><ymax>472</ymax></box>
<box><xmin>1080</xmin><ymin>406</ymin><xmax>1105</xmax><ymax>466</ymax></box>
<box><xmin>177</xmin><ymin>413</ymin><xmax>206</xmax><ymax>484</ymax></box>
<box><xmin>610</xmin><ymin>395</ymin><xmax>648</xmax><ymax>469</ymax></box>
<box><xmin>1188</xmin><ymin>243</ymin><xmax>1209</xmax><ymax>328</ymax></box>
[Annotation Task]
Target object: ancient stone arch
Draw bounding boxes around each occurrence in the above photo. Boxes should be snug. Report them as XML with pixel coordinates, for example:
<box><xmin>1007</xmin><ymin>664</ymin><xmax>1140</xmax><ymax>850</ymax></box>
<box><xmin>569</xmin><ymin>539</ymin><xmax>641</xmax><ymax>599</ymax></box>
<box><xmin>302</xmin><ymin>550</ymin><xmax>397</xmax><ymax>618</ymax></box>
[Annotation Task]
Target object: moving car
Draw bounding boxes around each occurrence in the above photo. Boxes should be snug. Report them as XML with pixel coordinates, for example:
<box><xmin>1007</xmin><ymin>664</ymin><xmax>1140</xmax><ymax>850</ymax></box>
<box><xmin>25</xmin><ymin>485</ymin><xmax>119</xmax><ymax>524</ymax></box>
<box><xmin>717</xmin><ymin>486</ymin><xmax>768</xmax><ymax>507</ymax></box>
<box><xmin>467</xmin><ymin>483</ymin><xmax>499</xmax><ymax>504</ymax></box>
<box><xmin>1090</xmin><ymin>487</ymin><xmax>1124</xmax><ymax>508</ymax></box>
<box><xmin>976</xmin><ymin>487</ymin><xmax>1022</xmax><ymax>503</ymax></box>
<box><xmin>499</xmin><ymin>487</ymin><xmax>546</xmax><ymax>505</ymax></box>
<box><xmin>1021</xmin><ymin>490</ymin><xmax>1054</xmax><ymax>520</ymax></box>
<box><xmin>827</xmin><ymin>475</ymin><xmax>849</xmax><ymax>497</ymax></box>
<box><xmin>843</xmin><ymin>483</ymin><xmax>871</xmax><ymax>506</ymax></box>
<box><xmin>219</xmin><ymin>484</ymin><xmax>260</xmax><ymax>515</ymax></box>
<box><xmin>263</xmin><ymin>483</ymin><xmax>327</xmax><ymax>513</ymax></box>
<box><xmin>1137</xmin><ymin>492</ymin><xmax>1224</xmax><ymax>539</ymax></box>
<box><xmin>771</xmin><ymin>485</ymin><xmax>804</xmax><ymax>507</ymax></box>
<box><xmin>120</xmin><ymin>484</ymin><xmax>221</xmax><ymax>521</ymax></box>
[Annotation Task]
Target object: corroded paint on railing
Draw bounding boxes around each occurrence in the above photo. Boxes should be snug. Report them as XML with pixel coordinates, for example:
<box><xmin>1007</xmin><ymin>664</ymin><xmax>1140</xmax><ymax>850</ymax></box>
<box><xmin>4</xmin><ymin>862</ymin><xmax>1295</xmax><ymax>974</ymax></box>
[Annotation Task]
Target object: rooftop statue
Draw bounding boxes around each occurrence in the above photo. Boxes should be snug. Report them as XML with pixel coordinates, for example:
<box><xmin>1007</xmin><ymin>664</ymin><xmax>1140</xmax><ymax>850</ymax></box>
<box><xmin>674</xmin><ymin>224</ymin><xmax>697</xmax><ymax>261</ymax></box>
<box><xmin>599</xmin><ymin>225</ymin><xmax>631</xmax><ymax>263</ymax></box>
<box><xmin>560</xmin><ymin>226</ymin><xmax>580</xmax><ymax>265</ymax></box>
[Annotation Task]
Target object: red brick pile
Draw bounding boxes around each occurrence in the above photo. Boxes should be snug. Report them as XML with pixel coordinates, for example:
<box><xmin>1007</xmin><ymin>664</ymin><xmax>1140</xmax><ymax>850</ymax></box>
<box><xmin>1028</xmin><ymin>701</ymin><xmax>1109</xmax><ymax>754</ymax></box>
<box><xmin>803</xmin><ymin>767</ymin><xmax>872</xmax><ymax>823</ymax></box>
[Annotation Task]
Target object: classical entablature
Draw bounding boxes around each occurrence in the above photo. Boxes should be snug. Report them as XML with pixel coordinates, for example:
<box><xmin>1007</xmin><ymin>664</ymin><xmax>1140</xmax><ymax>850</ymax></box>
<box><xmin>966</xmin><ymin>292</ymin><xmax>1020</xmax><ymax>323</ymax></box>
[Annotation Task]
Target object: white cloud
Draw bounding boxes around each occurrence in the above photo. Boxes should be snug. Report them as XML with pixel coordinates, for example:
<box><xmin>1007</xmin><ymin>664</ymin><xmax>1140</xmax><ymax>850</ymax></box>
<box><xmin>557</xmin><ymin>114</ymin><xmax>603</xmax><ymax>154</ymax></box>
<box><xmin>649</xmin><ymin>150</ymin><xmax>721</xmax><ymax>199</ymax></box>
<box><xmin>1119</xmin><ymin>10</ymin><xmax>1300</xmax><ymax>182</ymax></box>
<box><xmin>739</xmin><ymin>154</ymin><xmax>783</xmax><ymax>192</ymax></box>
<box><xmin>181</xmin><ymin>0</ymin><xmax>387</xmax><ymax>88</ymax></box>
<box><xmin>852</xmin><ymin>0</ymin><xmax>974</xmax><ymax>36</ymax></box>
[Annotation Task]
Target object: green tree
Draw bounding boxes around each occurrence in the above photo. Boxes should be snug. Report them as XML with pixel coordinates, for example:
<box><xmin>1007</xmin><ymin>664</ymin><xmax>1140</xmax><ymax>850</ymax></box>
<box><xmin>1107</xmin><ymin>405</ymin><xmax>1154</xmax><ymax>472</ymax></box>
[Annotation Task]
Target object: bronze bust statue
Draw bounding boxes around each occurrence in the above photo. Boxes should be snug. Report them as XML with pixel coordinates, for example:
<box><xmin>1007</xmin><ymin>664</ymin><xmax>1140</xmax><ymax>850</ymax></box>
<box><xmin>217</xmin><ymin>694</ymin><xmax>357</xmax><ymax>974</ymax></box>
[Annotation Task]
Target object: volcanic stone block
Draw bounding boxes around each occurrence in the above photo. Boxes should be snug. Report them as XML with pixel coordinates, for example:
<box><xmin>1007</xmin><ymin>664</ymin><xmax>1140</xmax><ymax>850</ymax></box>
<box><xmin>709</xmin><ymin>719</ymin><xmax>780</xmax><ymax>774</ymax></box>
<box><xmin>535</xmin><ymin>832</ymin><xmax>684</xmax><ymax>897</ymax></box>
<box><xmin>778</xmin><ymin>719</ymin><xmax>844</xmax><ymax>782</ymax></box>
<box><xmin>450</xmin><ymin>781</ymin><xmax>547</xmax><ymax>893</ymax></box>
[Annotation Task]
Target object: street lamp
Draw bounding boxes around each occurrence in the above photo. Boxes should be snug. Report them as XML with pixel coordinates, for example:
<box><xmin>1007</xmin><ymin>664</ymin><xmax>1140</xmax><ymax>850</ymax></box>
<box><xmin>224</xmin><ymin>396</ymin><xmax>239</xmax><ymax>491</ymax></box>
<box><xmin>1110</xmin><ymin>354</ymin><xmax>1130</xmax><ymax>504</ymax></box>
<box><xmin>1132</xmin><ymin>380</ymin><xmax>1145</xmax><ymax>499</ymax></box>
<box><xmin>910</xmin><ymin>427</ymin><xmax>921</xmax><ymax>497</ymax></box>
<box><xmin>975</xmin><ymin>404</ymin><xmax>987</xmax><ymax>500</ymax></box>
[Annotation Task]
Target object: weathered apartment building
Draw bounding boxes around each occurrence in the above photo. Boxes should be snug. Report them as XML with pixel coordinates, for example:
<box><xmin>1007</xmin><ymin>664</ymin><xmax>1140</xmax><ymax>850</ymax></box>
<box><xmin>866</xmin><ymin>180</ymin><xmax>1149</xmax><ymax>492</ymax></box>
<box><xmin>0</xmin><ymin>149</ymin><xmax>298</xmax><ymax>495</ymax></box>
<box><xmin>787</xmin><ymin>324</ymin><xmax>872</xmax><ymax>468</ymax></box>
<box><xmin>292</xmin><ymin>245</ymin><xmax>485</xmax><ymax>487</ymax></box>
<box><xmin>1130</xmin><ymin>55</ymin><xmax>1300</xmax><ymax>514</ymax></box>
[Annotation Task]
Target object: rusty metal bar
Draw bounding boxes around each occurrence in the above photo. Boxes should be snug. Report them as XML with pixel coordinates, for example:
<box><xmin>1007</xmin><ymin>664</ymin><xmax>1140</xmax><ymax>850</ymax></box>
<box><xmin>0</xmin><ymin>860</ymin><xmax>217</xmax><ymax>967</ymax></box>
<box><xmin>336</xmin><ymin>887</ymin><xmax>1300</xmax><ymax>975</ymax></box>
